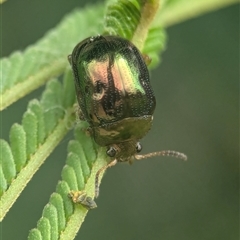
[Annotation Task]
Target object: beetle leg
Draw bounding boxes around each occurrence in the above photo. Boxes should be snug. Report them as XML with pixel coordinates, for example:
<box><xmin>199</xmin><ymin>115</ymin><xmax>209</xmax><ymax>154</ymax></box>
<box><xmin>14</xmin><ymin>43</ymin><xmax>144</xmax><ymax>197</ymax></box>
<box><xmin>141</xmin><ymin>54</ymin><xmax>152</xmax><ymax>66</ymax></box>
<box><xmin>74</xmin><ymin>104</ymin><xmax>85</xmax><ymax>121</ymax></box>
<box><xmin>68</xmin><ymin>191</ymin><xmax>97</xmax><ymax>209</ymax></box>
<box><xmin>67</xmin><ymin>54</ymin><xmax>72</xmax><ymax>65</ymax></box>
<box><xmin>95</xmin><ymin>159</ymin><xmax>118</xmax><ymax>198</ymax></box>
<box><xmin>78</xmin><ymin>126</ymin><xmax>92</xmax><ymax>137</ymax></box>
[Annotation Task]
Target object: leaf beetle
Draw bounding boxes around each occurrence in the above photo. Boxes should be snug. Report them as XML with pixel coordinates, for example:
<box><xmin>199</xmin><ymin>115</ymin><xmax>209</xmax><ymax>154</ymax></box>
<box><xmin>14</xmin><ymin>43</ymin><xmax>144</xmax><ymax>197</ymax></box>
<box><xmin>68</xmin><ymin>35</ymin><xmax>187</xmax><ymax>198</ymax></box>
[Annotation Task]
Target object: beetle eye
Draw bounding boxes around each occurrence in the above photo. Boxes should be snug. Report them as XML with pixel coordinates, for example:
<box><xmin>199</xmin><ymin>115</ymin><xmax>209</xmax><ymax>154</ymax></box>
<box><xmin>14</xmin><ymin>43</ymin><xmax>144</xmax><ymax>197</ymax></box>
<box><xmin>106</xmin><ymin>147</ymin><xmax>116</xmax><ymax>157</ymax></box>
<box><xmin>136</xmin><ymin>142</ymin><xmax>142</xmax><ymax>153</ymax></box>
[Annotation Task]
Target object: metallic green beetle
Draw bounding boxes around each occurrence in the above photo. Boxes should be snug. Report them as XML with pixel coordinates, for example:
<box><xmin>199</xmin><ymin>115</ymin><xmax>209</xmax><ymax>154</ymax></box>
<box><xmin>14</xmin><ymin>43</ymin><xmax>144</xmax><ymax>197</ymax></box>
<box><xmin>69</xmin><ymin>35</ymin><xmax>187</xmax><ymax>198</ymax></box>
<box><xmin>69</xmin><ymin>35</ymin><xmax>155</xmax><ymax>160</ymax></box>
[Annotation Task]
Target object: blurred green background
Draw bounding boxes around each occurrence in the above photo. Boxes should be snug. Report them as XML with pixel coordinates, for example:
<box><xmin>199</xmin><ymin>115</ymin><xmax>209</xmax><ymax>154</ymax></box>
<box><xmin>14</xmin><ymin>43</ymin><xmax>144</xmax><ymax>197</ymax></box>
<box><xmin>1</xmin><ymin>1</ymin><xmax>239</xmax><ymax>240</ymax></box>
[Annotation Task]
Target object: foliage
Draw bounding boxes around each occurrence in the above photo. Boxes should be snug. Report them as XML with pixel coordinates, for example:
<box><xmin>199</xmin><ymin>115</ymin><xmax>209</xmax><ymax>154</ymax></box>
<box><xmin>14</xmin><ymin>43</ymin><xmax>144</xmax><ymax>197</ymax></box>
<box><xmin>0</xmin><ymin>0</ymin><xmax>237</xmax><ymax>239</ymax></box>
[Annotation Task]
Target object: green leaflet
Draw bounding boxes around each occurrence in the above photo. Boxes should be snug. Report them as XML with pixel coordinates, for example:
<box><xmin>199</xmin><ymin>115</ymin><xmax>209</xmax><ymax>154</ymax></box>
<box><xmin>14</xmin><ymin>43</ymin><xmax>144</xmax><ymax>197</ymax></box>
<box><xmin>28</xmin><ymin>122</ymin><xmax>109</xmax><ymax>240</ymax></box>
<box><xmin>0</xmin><ymin>70</ymin><xmax>76</xmax><ymax>221</ymax></box>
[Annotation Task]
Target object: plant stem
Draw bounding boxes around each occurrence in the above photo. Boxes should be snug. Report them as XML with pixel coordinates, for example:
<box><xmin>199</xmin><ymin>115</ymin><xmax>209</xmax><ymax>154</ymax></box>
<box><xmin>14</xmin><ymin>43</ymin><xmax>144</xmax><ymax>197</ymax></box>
<box><xmin>154</xmin><ymin>0</ymin><xmax>239</xmax><ymax>27</ymax></box>
<box><xmin>132</xmin><ymin>0</ymin><xmax>160</xmax><ymax>51</ymax></box>
<box><xmin>59</xmin><ymin>148</ymin><xmax>107</xmax><ymax>240</ymax></box>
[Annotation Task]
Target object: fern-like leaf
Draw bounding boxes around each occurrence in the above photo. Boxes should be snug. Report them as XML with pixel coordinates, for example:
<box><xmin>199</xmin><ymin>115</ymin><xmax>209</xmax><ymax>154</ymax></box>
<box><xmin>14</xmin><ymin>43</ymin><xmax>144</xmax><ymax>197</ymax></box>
<box><xmin>143</xmin><ymin>26</ymin><xmax>167</xmax><ymax>68</ymax></box>
<box><xmin>2</xmin><ymin>0</ymin><xmax>235</xmax><ymax>238</ymax></box>
<box><xmin>28</xmin><ymin>122</ymin><xmax>109</xmax><ymax>240</ymax></box>
<box><xmin>0</xmin><ymin>4</ymin><xmax>105</xmax><ymax>111</ymax></box>
<box><xmin>104</xmin><ymin>0</ymin><xmax>166</xmax><ymax>68</ymax></box>
<box><xmin>0</xmin><ymin>69</ymin><xmax>76</xmax><ymax>221</ymax></box>
<box><xmin>26</xmin><ymin>0</ymin><xmax>167</xmax><ymax>238</ymax></box>
<box><xmin>104</xmin><ymin>0</ymin><xmax>141</xmax><ymax>39</ymax></box>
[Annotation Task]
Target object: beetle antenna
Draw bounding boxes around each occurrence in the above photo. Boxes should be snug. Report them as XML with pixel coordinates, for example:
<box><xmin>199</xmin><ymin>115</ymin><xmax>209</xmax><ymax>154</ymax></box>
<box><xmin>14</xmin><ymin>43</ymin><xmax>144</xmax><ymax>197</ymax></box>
<box><xmin>95</xmin><ymin>159</ymin><xmax>118</xmax><ymax>198</ymax></box>
<box><xmin>135</xmin><ymin>150</ymin><xmax>187</xmax><ymax>161</ymax></box>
